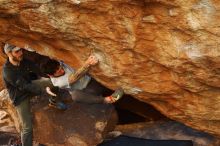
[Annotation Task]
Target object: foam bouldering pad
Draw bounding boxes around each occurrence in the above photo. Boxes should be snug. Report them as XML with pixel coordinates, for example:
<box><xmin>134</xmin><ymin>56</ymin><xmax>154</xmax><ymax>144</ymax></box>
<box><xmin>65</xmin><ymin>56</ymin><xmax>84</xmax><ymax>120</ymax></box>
<box><xmin>98</xmin><ymin>135</ymin><xmax>193</xmax><ymax>146</ymax></box>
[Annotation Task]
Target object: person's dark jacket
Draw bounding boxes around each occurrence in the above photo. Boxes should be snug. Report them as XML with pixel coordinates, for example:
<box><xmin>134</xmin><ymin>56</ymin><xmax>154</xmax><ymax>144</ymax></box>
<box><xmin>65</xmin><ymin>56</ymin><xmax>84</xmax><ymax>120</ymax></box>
<box><xmin>2</xmin><ymin>57</ymin><xmax>47</xmax><ymax>106</ymax></box>
<box><xmin>22</xmin><ymin>49</ymin><xmax>51</xmax><ymax>78</ymax></box>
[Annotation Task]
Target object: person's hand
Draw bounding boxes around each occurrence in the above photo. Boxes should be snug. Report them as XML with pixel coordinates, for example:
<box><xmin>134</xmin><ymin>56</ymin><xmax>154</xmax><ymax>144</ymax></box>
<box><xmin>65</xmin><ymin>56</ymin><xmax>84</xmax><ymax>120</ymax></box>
<box><xmin>46</xmin><ymin>87</ymin><xmax>57</xmax><ymax>97</ymax></box>
<box><xmin>85</xmin><ymin>55</ymin><xmax>99</xmax><ymax>66</ymax></box>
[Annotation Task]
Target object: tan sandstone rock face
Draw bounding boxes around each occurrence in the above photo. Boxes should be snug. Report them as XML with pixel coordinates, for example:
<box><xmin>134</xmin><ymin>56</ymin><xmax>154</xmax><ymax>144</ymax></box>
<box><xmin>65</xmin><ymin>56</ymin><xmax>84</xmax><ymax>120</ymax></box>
<box><xmin>1</xmin><ymin>0</ymin><xmax>220</xmax><ymax>137</ymax></box>
<box><xmin>0</xmin><ymin>90</ymin><xmax>20</xmax><ymax>132</ymax></box>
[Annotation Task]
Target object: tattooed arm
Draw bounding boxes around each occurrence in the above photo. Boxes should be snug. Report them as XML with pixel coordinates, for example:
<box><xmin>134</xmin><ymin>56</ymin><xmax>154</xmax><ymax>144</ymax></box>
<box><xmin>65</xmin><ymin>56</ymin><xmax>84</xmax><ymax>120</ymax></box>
<box><xmin>68</xmin><ymin>55</ymin><xmax>98</xmax><ymax>84</ymax></box>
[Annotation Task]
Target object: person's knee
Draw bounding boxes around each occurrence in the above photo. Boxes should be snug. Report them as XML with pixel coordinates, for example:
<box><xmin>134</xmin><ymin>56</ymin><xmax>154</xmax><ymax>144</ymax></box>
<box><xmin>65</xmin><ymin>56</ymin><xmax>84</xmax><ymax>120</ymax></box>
<box><xmin>22</xmin><ymin>126</ymin><xmax>33</xmax><ymax>135</ymax></box>
<box><xmin>70</xmin><ymin>90</ymin><xmax>85</xmax><ymax>101</ymax></box>
<box><xmin>71</xmin><ymin>90</ymin><xmax>82</xmax><ymax>97</ymax></box>
<box><xmin>22</xmin><ymin>121</ymin><xmax>33</xmax><ymax>133</ymax></box>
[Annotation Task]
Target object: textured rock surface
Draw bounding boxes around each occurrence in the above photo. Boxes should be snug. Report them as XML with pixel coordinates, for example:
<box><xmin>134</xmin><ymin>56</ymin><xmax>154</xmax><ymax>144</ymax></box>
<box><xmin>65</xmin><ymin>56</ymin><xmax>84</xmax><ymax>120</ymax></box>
<box><xmin>0</xmin><ymin>91</ymin><xmax>17</xmax><ymax>133</ymax></box>
<box><xmin>0</xmin><ymin>109</ymin><xmax>17</xmax><ymax>133</ymax></box>
<box><xmin>0</xmin><ymin>89</ymin><xmax>118</xmax><ymax>146</ymax></box>
<box><xmin>33</xmin><ymin>100</ymin><xmax>117</xmax><ymax>146</ymax></box>
<box><xmin>1</xmin><ymin>0</ymin><xmax>220</xmax><ymax>137</ymax></box>
<box><xmin>0</xmin><ymin>90</ymin><xmax>20</xmax><ymax>133</ymax></box>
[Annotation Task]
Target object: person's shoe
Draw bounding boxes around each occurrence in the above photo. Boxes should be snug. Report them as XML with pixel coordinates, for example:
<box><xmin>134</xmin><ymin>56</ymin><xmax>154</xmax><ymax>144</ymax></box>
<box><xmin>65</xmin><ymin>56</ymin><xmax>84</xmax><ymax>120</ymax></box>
<box><xmin>48</xmin><ymin>98</ymin><xmax>68</xmax><ymax>110</ymax></box>
<box><xmin>105</xmin><ymin>88</ymin><xmax>124</xmax><ymax>103</ymax></box>
<box><xmin>112</xmin><ymin>88</ymin><xmax>124</xmax><ymax>100</ymax></box>
<box><xmin>8</xmin><ymin>137</ymin><xmax>22</xmax><ymax>146</ymax></box>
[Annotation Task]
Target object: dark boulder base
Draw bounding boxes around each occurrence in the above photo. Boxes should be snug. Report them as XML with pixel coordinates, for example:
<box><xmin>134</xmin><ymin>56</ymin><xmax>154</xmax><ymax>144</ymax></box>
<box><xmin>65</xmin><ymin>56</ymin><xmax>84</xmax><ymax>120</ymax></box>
<box><xmin>98</xmin><ymin>135</ymin><xmax>193</xmax><ymax>146</ymax></box>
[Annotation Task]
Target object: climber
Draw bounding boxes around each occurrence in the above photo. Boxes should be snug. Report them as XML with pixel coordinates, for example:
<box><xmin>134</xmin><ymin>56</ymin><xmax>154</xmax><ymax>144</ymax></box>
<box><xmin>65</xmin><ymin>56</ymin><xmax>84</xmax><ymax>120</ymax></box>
<box><xmin>40</xmin><ymin>55</ymin><xmax>124</xmax><ymax>104</ymax></box>
<box><xmin>2</xmin><ymin>43</ymin><xmax>66</xmax><ymax>146</ymax></box>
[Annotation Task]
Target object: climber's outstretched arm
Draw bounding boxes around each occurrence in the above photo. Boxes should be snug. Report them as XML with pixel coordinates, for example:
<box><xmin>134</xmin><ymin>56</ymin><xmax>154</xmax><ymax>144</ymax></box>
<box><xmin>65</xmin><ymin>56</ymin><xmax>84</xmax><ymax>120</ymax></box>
<box><xmin>68</xmin><ymin>55</ymin><xmax>98</xmax><ymax>84</ymax></box>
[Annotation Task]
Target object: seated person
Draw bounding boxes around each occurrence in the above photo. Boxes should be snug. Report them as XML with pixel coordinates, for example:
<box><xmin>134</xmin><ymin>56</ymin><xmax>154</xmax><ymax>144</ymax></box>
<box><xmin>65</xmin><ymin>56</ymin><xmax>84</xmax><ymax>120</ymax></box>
<box><xmin>40</xmin><ymin>55</ymin><xmax>124</xmax><ymax>104</ymax></box>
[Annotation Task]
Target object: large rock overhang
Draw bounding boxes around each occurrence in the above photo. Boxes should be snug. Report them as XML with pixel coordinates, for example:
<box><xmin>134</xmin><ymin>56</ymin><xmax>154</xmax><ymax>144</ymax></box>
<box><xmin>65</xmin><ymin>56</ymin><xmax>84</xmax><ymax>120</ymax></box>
<box><xmin>1</xmin><ymin>0</ymin><xmax>220</xmax><ymax>137</ymax></box>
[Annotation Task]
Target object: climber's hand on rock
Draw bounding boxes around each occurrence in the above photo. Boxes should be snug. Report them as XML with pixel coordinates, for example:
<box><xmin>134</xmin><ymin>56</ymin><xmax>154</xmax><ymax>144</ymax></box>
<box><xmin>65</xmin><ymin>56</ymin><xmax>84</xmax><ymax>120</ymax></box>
<box><xmin>85</xmin><ymin>55</ymin><xmax>99</xmax><ymax>66</ymax></box>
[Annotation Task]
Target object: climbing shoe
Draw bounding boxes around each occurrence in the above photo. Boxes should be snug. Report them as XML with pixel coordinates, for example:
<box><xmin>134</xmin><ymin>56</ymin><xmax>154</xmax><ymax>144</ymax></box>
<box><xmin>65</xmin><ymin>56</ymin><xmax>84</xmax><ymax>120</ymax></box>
<box><xmin>8</xmin><ymin>137</ymin><xmax>22</xmax><ymax>146</ymax></box>
<box><xmin>48</xmin><ymin>98</ymin><xmax>68</xmax><ymax>110</ymax></box>
<box><xmin>106</xmin><ymin>88</ymin><xmax>124</xmax><ymax>103</ymax></box>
